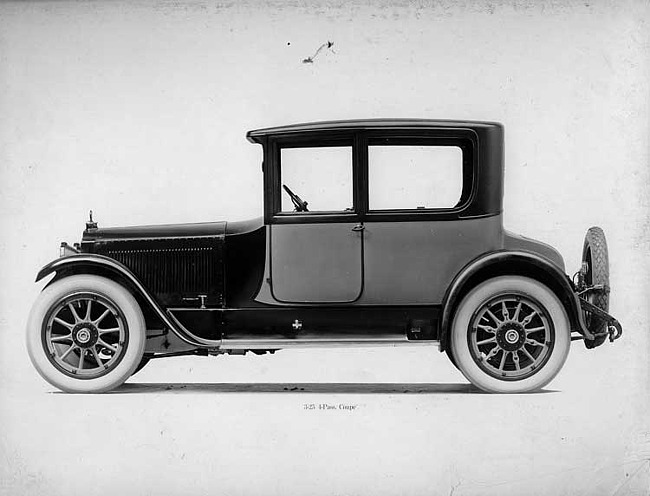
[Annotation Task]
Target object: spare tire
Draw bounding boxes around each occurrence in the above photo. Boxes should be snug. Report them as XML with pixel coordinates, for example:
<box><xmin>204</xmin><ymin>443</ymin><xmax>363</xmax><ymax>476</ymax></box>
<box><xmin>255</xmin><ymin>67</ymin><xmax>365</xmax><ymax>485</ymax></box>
<box><xmin>582</xmin><ymin>226</ymin><xmax>610</xmax><ymax>347</ymax></box>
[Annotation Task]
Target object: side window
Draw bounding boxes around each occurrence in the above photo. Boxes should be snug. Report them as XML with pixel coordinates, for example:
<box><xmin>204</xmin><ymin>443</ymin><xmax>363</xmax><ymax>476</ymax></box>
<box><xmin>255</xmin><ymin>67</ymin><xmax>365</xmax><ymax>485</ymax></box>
<box><xmin>368</xmin><ymin>145</ymin><xmax>463</xmax><ymax>210</ymax></box>
<box><xmin>279</xmin><ymin>145</ymin><xmax>353</xmax><ymax>213</ymax></box>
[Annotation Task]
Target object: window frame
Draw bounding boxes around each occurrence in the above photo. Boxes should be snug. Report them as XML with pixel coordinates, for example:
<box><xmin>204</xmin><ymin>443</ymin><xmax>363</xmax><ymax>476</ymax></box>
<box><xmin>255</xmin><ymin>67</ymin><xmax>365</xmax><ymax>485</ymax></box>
<box><xmin>359</xmin><ymin>129</ymin><xmax>478</xmax><ymax>222</ymax></box>
<box><xmin>266</xmin><ymin>132</ymin><xmax>361</xmax><ymax>225</ymax></box>
<box><xmin>263</xmin><ymin>128</ymin><xmax>479</xmax><ymax>225</ymax></box>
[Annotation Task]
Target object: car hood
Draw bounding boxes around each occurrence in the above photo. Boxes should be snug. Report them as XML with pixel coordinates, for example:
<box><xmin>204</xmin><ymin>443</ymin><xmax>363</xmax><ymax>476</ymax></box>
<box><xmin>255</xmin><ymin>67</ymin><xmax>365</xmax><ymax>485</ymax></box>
<box><xmin>82</xmin><ymin>217</ymin><xmax>265</xmax><ymax>242</ymax></box>
<box><xmin>83</xmin><ymin>221</ymin><xmax>227</xmax><ymax>242</ymax></box>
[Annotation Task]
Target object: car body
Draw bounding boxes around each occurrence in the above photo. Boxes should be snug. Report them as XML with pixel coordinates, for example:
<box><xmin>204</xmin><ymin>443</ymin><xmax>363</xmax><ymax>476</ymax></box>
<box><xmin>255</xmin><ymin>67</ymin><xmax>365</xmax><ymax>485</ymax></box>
<box><xmin>27</xmin><ymin>119</ymin><xmax>622</xmax><ymax>393</ymax></box>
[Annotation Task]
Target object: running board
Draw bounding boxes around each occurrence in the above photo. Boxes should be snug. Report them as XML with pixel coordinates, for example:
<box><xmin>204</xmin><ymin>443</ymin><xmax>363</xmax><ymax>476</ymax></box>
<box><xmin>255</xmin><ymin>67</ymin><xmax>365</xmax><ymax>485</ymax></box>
<box><xmin>220</xmin><ymin>335</ymin><xmax>439</xmax><ymax>350</ymax></box>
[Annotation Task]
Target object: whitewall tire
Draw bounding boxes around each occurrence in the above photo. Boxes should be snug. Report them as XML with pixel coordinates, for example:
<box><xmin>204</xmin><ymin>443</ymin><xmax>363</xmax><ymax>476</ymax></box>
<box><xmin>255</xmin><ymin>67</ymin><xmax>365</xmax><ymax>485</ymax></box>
<box><xmin>26</xmin><ymin>275</ymin><xmax>146</xmax><ymax>393</ymax></box>
<box><xmin>450</xmin><ymin>276</ymin><xmax>570</xmax><ymax>393</ymax></box>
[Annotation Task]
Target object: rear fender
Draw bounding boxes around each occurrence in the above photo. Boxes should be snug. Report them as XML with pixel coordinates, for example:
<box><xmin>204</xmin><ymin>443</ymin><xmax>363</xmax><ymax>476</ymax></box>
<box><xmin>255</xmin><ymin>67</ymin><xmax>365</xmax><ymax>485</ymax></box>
<box><xmin>439</xmin><ymin>250</ymin><xmax>589</xmax><ymax>352</ymax></box>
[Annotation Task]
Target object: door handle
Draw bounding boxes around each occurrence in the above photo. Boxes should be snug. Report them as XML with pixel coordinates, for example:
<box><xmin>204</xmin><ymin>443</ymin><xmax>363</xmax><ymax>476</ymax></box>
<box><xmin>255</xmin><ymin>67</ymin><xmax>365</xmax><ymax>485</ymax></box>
<box><xmin>351</xmin><ymin>224</ymin><xmax>365</xmax><ymax>232</ymax></box>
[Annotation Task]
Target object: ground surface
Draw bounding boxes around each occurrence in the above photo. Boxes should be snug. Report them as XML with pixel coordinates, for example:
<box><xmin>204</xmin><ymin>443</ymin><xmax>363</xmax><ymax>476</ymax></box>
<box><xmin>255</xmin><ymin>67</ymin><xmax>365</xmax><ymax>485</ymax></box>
<box><xmin>1</xmin><ymin>324</ymin><xmax>648</xmax><ymax>496</ymax></box>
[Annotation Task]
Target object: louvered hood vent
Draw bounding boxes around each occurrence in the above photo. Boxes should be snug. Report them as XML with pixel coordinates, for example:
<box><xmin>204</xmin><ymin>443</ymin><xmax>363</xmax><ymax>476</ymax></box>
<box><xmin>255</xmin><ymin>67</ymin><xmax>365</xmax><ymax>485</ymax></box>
<box><xmin>94</xmin><ymin>236</ymin><xmax>224</xmax><ymax>307</ymax></box>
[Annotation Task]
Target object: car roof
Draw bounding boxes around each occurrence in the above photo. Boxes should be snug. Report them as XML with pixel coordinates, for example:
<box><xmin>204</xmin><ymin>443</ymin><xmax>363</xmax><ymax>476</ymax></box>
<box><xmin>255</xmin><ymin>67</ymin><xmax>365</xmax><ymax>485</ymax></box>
<box><xmin>251</xmin><ymin>119</ymin><xmax>506</xmax><ymax>219</ymax></box>
<box><xmin>246</xmin><ymin>119</ymin><xmax>503</xmax><ymax>142</ymax></box>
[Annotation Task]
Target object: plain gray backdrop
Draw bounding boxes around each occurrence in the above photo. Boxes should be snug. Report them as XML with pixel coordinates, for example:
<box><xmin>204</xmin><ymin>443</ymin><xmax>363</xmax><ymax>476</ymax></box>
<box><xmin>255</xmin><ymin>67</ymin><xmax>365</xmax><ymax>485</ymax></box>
<box><xmin>1</xmin><ymin>1</ymin><xmax>649</xmax><ymax>495</ymax></box>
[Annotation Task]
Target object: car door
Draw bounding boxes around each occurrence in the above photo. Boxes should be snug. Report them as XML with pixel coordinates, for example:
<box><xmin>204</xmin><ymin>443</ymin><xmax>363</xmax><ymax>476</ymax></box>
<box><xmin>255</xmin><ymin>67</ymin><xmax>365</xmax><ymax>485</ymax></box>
<box><xmin>360</xmin><ymin>133</ymin><xmax>498</xmax><ymax>304</ymax></box>
<box><xmin>267</xmin><ymin>139</ymin><xmax>363</xmax><ymax>303</ymax></box>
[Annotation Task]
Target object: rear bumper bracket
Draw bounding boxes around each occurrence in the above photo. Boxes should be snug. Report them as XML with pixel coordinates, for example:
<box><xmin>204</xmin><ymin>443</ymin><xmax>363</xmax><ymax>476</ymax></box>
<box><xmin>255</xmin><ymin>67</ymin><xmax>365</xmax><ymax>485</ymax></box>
<box><xmin>578</xmin><ymin>298</ymin><xmax>623</xmax><ymax>344</ymax></box>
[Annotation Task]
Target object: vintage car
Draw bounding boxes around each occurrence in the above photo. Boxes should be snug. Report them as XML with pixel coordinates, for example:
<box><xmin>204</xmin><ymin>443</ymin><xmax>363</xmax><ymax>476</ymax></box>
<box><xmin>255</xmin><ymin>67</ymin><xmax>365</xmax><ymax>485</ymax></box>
<box><xmin>26</xmin><ymin>119</ymin><xmax>622</xmax><ymax>394</ymax></box>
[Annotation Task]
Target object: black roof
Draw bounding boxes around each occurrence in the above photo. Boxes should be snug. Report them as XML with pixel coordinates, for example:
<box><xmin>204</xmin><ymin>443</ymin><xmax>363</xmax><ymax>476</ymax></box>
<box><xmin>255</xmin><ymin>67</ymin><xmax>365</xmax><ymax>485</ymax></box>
<box><xmin>246</xmin><ymin>119</ymin><xmax>503</xmax><ymax>142</ymax></box>
<box><xmin>249</xmin><ymin>119</ymin><xmax>505</xmax><ymax>219</ymax></box>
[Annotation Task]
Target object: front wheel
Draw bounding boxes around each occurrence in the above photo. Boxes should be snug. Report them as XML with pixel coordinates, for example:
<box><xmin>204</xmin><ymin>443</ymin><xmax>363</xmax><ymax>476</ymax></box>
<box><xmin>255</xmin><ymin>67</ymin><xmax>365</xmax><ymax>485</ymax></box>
<box><xmin>450</xmin><ymin>276</ymin><xmax>570</xmax><ymax>393</ymax></box>
<box><xmin>26</xmin><ymin>275</ymin><xmax>146</xmax><ymax>393</ymax></box>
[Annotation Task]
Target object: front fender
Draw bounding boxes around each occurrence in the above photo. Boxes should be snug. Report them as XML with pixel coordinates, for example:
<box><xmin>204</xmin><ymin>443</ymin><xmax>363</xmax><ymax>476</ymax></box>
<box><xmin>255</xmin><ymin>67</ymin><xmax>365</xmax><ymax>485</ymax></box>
<box><xmin>36</xmin><ymin>254</ymin><xmax>206</xmax><ymax>347</ymax></box>
<box><xmin>37</xmin><ymin>253</ymin><xmax>129</xmax><ymax>283</ymax></box>
<box><xmin>439</xmin><ymin>250</ymin><xmax>589</xmax><ymax>352</ymax></box>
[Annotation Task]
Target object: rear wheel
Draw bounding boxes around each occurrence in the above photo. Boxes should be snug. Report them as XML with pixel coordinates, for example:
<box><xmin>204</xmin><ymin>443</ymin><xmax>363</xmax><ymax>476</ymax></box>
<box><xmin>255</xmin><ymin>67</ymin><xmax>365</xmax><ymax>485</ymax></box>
<box><xmin>450</xmin><ymin>276</ymin><xmax>570</xmax><ymax>393</ymax></box>
<box><xmin>26</xmin><ymin>275</ymin><xmax>146</xmax><ymax>393</ymax></box>
<box><xmin>445</xmin><ymin>347</ymin><xmax>458</xmax><ymax>370</ymax></box>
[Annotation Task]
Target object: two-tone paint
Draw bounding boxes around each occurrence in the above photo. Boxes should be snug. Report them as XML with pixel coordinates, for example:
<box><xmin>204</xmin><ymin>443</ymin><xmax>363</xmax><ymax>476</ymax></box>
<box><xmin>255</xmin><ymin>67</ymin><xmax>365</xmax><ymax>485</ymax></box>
<box><xmin>36</xmin><ymin>119</ymin><xmax>591</xmax><ymax>354</ymax></box>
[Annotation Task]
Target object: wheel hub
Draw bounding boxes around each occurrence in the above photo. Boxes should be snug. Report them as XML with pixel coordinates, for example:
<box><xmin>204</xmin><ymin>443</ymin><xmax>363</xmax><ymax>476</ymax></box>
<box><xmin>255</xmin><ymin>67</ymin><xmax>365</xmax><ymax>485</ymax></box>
<box><xmin>495</xmin><ymin>322</ymin><xmax>526</xmax><ymax>352</ymax></box>
<box><xmin>72</xmin><ymin>323</ymin><xmax>98</xmax><ymax>348</ymax></box>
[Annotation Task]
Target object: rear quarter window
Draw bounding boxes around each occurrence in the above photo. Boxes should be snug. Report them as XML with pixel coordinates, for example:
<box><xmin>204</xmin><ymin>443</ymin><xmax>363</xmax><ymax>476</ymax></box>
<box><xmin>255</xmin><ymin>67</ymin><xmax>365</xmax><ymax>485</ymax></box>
<box><xmin>368</xmin><ymin>145</ymin><xmax>463</xmax><ymax>210</ymax></box>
